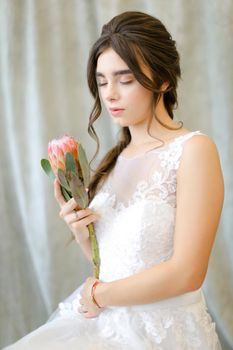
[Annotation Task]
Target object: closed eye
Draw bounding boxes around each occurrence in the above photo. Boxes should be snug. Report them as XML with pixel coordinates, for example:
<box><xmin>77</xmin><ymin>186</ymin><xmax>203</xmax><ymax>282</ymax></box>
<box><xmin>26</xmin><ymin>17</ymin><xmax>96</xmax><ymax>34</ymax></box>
<box><xmin>97</xmin><ymin>82</ymin><xmax>107</xmax><ymax>87</ymax></box>
<box><xmin>120</xmin><ymin>80</ymin><xmax>133</xmax><ymax>85</ymax></box>
<box><xmin>97</xmin><ymin>80</ymin><xmax>133</xmax><ymax>87</ymax></box>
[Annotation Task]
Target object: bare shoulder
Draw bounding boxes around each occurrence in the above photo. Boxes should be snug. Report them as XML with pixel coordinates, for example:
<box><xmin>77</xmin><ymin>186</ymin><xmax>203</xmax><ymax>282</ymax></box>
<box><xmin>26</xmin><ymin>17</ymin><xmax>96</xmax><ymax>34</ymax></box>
<box><xmin>179</xmin><ymin>134</ymin><xmax>222</xmax><ymax>172</ymax></box>
<box><xmin>184</xmin><ymin>133</ymin><xmax>218</xmax><ymax>154</ymax></box>
<box><xmin>177</xmin><ymin>133</ymin><xmax>224</xmax><ymax>195</ymax></box>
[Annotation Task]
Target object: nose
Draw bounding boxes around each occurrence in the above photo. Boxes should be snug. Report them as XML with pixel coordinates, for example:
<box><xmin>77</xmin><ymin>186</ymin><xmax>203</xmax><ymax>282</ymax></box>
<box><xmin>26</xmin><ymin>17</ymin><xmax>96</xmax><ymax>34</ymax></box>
<box><xmin>105</xmin><ymin>83</ymin><xmax>120</xmax><ymax>102</ymax></box>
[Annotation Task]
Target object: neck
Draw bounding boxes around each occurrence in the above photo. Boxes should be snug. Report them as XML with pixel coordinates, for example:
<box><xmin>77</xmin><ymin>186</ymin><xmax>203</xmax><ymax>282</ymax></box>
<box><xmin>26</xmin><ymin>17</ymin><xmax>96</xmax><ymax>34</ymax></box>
<box><xmin>128</xmin><ymin>98</ymin><xmax>182</xmax><ymax>146</ymax></box>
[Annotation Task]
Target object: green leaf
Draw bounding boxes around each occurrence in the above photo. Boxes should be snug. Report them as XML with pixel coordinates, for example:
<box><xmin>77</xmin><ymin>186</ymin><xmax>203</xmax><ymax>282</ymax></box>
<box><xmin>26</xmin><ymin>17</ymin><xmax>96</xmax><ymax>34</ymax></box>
<box><xmin>65</xmin><ymin>152</ymin><xmax>76</xmax><ymax>173</ymax></box>
<box><xmin>78</xmin><ymin>144</ymin><xmax>90</xmax><ymax>188</ymax></box>
<box><xmin>69</xmin><ymin>172</ymin><xmax>89</xmax><ymax>208</ymax></box>
<box><xmin>57</xmin><ymin>169</ymin><xmax>71</xmax><ymax>192</ymax></box>
<box><xmin>41</xmin><ymin>159</ymin><xmax>55</xmax><ymax>181</ymax></box>
<box><xmin>61</xmin><ymin>186</ymin><xmax>72</xmax><ymax>201</ymax></box>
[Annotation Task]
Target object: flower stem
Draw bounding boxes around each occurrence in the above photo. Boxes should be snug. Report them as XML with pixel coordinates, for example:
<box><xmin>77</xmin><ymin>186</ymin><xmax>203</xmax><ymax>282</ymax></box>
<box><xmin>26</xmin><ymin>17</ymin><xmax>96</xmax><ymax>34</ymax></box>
<box><xmin>87</xmin><ymin>223</ymin><xmax>100</xmax><ymax>279</ymax></box>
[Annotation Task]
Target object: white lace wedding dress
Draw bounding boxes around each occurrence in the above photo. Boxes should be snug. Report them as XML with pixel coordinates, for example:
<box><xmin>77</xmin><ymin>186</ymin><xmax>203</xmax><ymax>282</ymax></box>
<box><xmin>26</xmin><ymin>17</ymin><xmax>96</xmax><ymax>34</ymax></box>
<box><xmin>4</xmin><ymin>131</ymin><xmax>222</xmax><ymax>350</ymax></box>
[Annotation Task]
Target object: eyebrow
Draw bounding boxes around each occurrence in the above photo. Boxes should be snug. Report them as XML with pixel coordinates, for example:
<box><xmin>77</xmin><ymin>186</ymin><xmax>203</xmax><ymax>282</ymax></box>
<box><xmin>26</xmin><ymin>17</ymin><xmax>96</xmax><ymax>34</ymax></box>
<box><xmin>96</xmin><ymin>69</ymin><xmax>133</xmax><ymax>78</ymax></box>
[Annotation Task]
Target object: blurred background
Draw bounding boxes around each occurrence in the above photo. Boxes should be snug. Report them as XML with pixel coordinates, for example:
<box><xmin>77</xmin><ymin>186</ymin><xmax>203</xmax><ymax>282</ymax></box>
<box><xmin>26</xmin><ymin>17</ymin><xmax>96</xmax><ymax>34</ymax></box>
<box><xmin>0</xmin><ymin>0</ymin><xmax>232</xmax><ymax>348</ymax></box>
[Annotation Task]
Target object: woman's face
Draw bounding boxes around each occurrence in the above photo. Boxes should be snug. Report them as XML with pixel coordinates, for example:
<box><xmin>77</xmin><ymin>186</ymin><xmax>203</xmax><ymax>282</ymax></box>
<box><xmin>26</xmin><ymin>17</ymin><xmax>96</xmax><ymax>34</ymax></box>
<box><xmin>96</xmin><ymin>48</ymin><xmax>154</xmax><ymax>128</ymax></box>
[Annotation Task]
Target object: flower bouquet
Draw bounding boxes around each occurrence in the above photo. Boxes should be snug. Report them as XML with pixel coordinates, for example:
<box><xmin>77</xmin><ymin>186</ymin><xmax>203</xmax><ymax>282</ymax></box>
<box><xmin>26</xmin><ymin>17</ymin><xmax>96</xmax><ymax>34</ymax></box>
<box><xmin>41</xmin><ymin>136</ymin><xmax>100</xmax><ymax>279</ymax></box>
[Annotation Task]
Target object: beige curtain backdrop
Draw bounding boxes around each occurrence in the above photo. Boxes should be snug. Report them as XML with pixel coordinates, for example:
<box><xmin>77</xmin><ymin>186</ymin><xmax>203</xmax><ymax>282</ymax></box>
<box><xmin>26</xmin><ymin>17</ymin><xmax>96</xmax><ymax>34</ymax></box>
<box><xmin>0</xmin><ymin>0</ymin><xmax>232</xmax><ymax>348</ymax></box>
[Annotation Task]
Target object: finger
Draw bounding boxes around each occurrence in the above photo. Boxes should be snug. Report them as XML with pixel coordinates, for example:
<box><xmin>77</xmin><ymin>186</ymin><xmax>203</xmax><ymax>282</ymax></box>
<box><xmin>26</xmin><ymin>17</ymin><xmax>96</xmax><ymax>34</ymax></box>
<box><xmin>65</xmin><ymin>210</ymin><xmax>80</xmax><ymax>224</ymax></box>
<box><xmin>78</xmin><ymin>304</ymin><xmax>89</xmax><ymax>313</ymax></box>
<box><xmin>59</xmin><ymin>198</ymin><xmax>88</xmax><ymax>218</ymax></box>
<box><xmin>54</xmin><ymin>179</ymin><xmax>66</xmax><ymax>207</ymax></box>
<box><xmin>59</xmin><ymin>198</ymin><xmax>79</xmax><ymax>217</ymax></box>
<box><xmin>71</xmin><ymin>214</ymin><xmax>99</xmax><ymax>230</ymax></box>
<box><xmin>64</xmin><ymin>209</ymin><xmax>100</xmax><ymax>225</ymax></box>
<box><xmin>60</xmin><ymin>205</ymin><xmax>97</xmax><ymax>220</ymax></box>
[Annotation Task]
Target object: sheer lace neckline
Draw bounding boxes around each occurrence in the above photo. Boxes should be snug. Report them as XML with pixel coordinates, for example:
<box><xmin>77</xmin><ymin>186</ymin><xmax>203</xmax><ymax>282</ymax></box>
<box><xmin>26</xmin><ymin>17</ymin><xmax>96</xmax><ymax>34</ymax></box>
<box><xmin>119</xmin><ymin>131</ymin><xmax>200</xmax><ymax>161</ymax></box>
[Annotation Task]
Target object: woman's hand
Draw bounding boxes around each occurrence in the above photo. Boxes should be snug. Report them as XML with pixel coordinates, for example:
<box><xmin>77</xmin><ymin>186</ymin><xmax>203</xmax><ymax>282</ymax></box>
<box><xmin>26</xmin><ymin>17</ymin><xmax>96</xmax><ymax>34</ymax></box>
<box><xmin>54</xmin><ymin>179</ymin><xmax>100</xmax><ymax>244</ymax></box>
<box><xmin>79</xmin><ymin>277</ymin><xmax>105</xmax><ymax>318</ymax></box>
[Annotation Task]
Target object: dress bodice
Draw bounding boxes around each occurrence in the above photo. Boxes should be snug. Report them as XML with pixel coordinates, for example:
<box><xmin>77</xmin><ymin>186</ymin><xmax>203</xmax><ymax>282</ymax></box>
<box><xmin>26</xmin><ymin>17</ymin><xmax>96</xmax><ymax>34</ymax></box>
<box><xmin>90</xmin><ymin>131</ymin><xmax>203</xmax><ymax>282</ymax></box>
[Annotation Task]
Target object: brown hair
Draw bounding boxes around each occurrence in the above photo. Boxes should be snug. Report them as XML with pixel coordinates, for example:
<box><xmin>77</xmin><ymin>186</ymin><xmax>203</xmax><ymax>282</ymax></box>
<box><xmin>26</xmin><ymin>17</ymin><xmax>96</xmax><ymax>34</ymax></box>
<box><xmin>87</xmin><ymin>11</ymin><xmax>182</xmax><ymax>202</ymax></box>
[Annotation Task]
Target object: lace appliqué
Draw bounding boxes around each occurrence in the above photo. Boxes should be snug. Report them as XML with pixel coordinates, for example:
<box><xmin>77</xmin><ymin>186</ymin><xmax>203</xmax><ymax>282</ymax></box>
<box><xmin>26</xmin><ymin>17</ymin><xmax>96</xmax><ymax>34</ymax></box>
<box><xmin>100</xmin><ymin>132</ymin><xmax>198</xmax><ymax>211</ymax></box>
<box><xmin>95</xmin><ymin>300</ymin><xmax>219</xmax><ymax>350</ymax></box>
<box><xmin>136</xmin><ymin>303</ymin><xmax>219</xmax><ymax>349</ymax></box>
<box><xmin>59</xmin><ymin>298</ymin><xmax>81</xmax><ymax>319</ymax></box>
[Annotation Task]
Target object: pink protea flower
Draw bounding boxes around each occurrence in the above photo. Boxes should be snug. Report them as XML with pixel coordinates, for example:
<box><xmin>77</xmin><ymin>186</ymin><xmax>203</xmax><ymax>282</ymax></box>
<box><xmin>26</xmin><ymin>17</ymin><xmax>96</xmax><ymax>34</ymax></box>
<box><xmin>41</xmin><ymin>135</ymin><xmax>100</xmax><ymax>278</ymax></box>
<box><xmin>48</xmin><ymin>136</ymin><xmax>78</xmax><ymax>175</ymax></box>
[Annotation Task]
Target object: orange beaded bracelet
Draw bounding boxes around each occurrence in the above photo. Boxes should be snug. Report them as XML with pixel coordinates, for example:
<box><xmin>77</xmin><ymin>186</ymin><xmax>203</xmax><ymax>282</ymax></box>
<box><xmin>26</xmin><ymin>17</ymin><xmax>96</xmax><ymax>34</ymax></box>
<box><xmin>91</xmin><ymin>281</ymin><xmax>102</xmax><ymax>309</ymax></box>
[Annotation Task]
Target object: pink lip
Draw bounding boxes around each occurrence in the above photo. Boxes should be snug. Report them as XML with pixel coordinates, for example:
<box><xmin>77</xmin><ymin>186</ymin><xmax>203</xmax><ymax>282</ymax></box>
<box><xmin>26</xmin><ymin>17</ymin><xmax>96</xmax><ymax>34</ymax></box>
<box><xmin>109</xmin><ymin>108</ymin><xmax>125</xmax><ymax>116</ymax></box>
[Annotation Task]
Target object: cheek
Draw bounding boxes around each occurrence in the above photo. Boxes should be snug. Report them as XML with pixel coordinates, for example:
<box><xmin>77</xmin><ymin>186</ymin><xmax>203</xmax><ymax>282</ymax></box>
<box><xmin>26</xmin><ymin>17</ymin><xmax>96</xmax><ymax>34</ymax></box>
<box><xmin>127</xmin><ymin>88</ymin><xmax>153</xmax><ymax>111</ymax></box>
<box><xmin>128</xmin><ymin>83</ymin><xmax>152</xmax><ymax>100</ymax></box>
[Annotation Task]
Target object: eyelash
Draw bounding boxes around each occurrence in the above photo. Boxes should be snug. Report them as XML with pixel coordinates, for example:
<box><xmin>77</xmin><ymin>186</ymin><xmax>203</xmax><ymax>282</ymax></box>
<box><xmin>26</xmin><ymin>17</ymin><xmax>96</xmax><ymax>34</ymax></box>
<box><xmin>97</xmin><ymin>81</ymin><xmax>133</xmax><ymax>87</ymax></box>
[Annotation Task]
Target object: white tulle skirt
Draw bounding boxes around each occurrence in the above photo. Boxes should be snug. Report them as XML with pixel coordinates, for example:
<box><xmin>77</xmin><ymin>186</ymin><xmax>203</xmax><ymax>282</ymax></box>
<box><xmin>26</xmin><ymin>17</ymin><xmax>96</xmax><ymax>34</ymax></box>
<box><xmin>3</xmin><ymin>285</ymin><xmax>222</xmax><ymax>350</ymax></box>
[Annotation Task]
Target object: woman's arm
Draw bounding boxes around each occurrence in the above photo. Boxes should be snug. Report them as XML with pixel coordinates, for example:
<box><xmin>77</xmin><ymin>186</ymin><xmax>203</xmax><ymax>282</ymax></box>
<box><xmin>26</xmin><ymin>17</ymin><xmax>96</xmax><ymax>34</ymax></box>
<box><xmin>95</xmin><ymin>135</ymin><xmax>224</xmax><ymax>307</ymax></box>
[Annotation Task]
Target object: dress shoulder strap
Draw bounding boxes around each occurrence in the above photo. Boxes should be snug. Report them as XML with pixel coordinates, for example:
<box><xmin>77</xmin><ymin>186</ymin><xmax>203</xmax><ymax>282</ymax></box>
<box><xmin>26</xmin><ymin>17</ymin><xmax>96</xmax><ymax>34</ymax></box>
<box><xmin>177</xmin><ymin>130</ymin><xmax>206</xmax><ymax>144</ymax></box>
<box><xmin>164</xmin><ymin>130</ymin><xmax>207</xmax><ymax>171</ymax></box>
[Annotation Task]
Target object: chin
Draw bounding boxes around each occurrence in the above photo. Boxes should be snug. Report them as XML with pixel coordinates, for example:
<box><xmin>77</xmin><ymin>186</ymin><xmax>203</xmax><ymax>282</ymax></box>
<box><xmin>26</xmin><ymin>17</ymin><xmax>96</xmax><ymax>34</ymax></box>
<box><xmin>112</xmin><ymin>118</ymin><xmax>128</xmax><ymax>127</ymax></box>
<box><xmin>111</xmin><ymin>116</ymin><xmax>144</xmax><ymax>128</ymax></box>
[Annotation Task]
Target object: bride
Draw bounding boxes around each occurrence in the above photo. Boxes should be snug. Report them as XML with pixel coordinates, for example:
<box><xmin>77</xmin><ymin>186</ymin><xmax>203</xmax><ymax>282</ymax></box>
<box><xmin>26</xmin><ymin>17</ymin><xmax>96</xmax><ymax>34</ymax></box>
<box><xmin>4</xmin><ymin>11</ymin><xmax>224</xmax><ymax>349</ymax></box>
